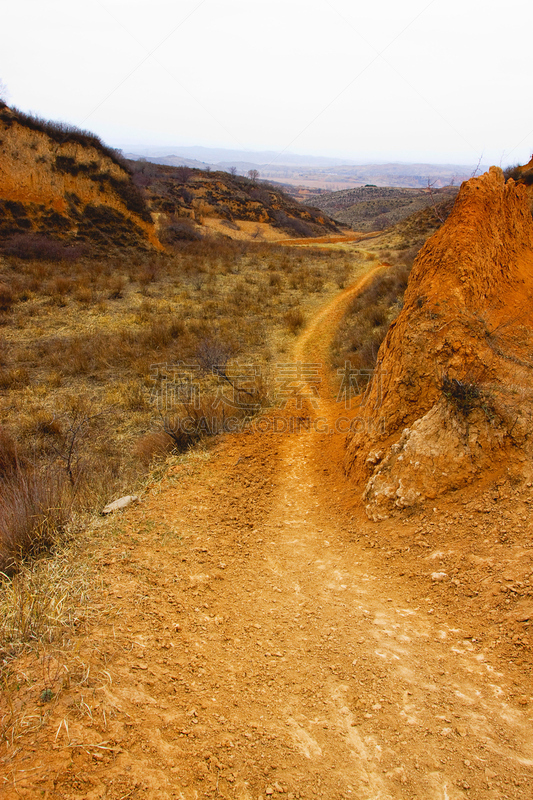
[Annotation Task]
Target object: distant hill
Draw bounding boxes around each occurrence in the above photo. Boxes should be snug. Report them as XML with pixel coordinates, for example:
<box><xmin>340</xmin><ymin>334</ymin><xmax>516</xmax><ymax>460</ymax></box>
<box><xmin>124</xmin><ymin>145</ymin><xmax>487</xmax><ymax>190</ymax></box>
<box><xmin>124</xmin><ymin>153</ymin><xmax>211</xmax><ymax>170</ymax></box>
<box><xmin>307</xmin><ymin>185</ymin><xmax>459</xmax><ymax>231</ymax></box>
<box><xmin>130</xmin><ymin>161</ymin><xmax>345</xmax><ymax>242</ymax></box>
<box><xmin>0</xmin><ymin>106</ymin><xmax>344</xmax><ymax>254</ymax></box>
<box><xmin>126</xmin><ymin>145</ymin><xmax>349</xmax><ymax>168</ymax></box>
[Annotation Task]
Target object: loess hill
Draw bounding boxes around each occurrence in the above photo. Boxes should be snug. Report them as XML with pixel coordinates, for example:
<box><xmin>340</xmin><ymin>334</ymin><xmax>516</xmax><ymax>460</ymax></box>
<box><xmin>345</xmin><ymin>166</ymin><xmax>533</xmax><ymax>519</ymax></box>
<box><xmin>130</xmin><ymin>161</ymin><xmax>346</xmax><ymax>242</ymax></box>
<box><xmin>0</xmin><ymin>102</ymin><xmax>344</xmax><ymax>256</ymax></box>
<box><xmin>0</xmin><ymin>102</ymin><xmax>159</xmax><ymax>251</ymax></box>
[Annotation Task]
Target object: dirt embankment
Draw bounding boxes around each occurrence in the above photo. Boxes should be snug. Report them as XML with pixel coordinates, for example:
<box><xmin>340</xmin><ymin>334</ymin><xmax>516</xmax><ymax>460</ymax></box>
<box><xmin>0</xmin><ymin>104</ymin><xmax>159</xmax><ymax>249</ymax></box>
<box><xmin>344</xmin><ymin>166</ymin><xmax>533</xmax><ymax>519</ymax></box>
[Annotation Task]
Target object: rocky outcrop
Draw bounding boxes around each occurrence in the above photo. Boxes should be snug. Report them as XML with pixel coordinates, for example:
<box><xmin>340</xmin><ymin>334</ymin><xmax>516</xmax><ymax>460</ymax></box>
<box><xmin>345</xmin><ymin>167</ymin><xmax>533</xmax><ymax>519</ymax></box>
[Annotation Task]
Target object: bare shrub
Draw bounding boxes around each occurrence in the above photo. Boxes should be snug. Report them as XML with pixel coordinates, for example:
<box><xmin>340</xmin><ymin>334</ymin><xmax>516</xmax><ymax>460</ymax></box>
<box><xmin>134</xmin><ymin>431</ymin><xmax>176</xmax><ymax>466</ymax></box>
<box><xmin>334</xmin><ymin>264</ymin><xmax>351</xmax><ymax>289</ymax></box>
<box><xmin>441</xmin><ymin>373</ymin><xmax>486</xmax><ymax>415</ymax></box>
<box><xmin>138</xmin><ymin>262</ymin><xmax>160</xmax><ymax>286</ymax></box>
<box><xmin>162</xmin><ymin>218</ymin><xmax>202</xmax><ymax>245</ymax></box>
<box><xmin>2</xmin><ymin>234</ymin><xmax>83</xmax><ymax>262</ymax></box>
<box><xmin>0</xmin><ymin>466</ymin><xmax>68</xmax><ymax>575</ymax></box>
<box><xmin>74</xmin><ymin>284</ymin><xmax>94</xmax><ymax>305</ymax></box>
<box><xmin>107</xmin><ymin>275</ymin><xmax>125</xmax><ymax>300</ymax></box>
<box><xmin>0</xmin><ymin>284</ymin><xmax>15</xmax><ymax>312</ymax></box>
<box><xmin>503</xmin><ymin>164</ymin><xmax>522</xmax><ymax>182</ymax></box>
<box><xmin>175</xmin><ymin>166</ymin><xmax>193</xmax><ymax>183</ymax></box>
<box><xmin>49</xmin><ymin>276</ymin><xmax>73</xmax><ymax>297</ymax></box>
<box><xmin>0</xmin><ymin>427</ymin><xmax>21</xmax><ymax>478</ymax></box>
<box><xmin>285</xmin><ymin>307</ymin><xmax>305</xmax><ymax>334</ymax></box>
<box><xmin>193</xmin><ymin>201</ymin><xmax>212</xmax><ymax>225</ymax></box>
<box><xmin>196</xmin><ymin>336</ymin><xmax>236</xmax><ymax>376</ymax></box>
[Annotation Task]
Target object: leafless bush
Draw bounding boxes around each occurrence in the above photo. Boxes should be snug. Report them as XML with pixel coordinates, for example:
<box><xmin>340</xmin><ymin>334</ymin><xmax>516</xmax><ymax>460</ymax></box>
<box><xmin>162</xmin><ymin>218</ymin><xmax>202</xmax><ymax>245</ymax></box>
<box><xmin>175</xmin><ymin>166</ymin><xmax>193</xmax><ymax>183</ymax></box>
<box><xmin>503</xmin><ymin>164</ymin><xmax>522</xmax><ymax>182</ymax></box>
<box><xmin>196</xmin><ymin>336</ymin><xmax>235</xmax><ymax>376</ymax></box>
<box><xmin>0</xmin><ymin>432</ymin><xmax>68</xmax><ymax>575</ymax></box>
<box><xmin>134</xmin><ymin>431</ymin><xmax>176</xmax><ymax>466</ymax></box>
<box><xmin>107</xmin><ymin>275</ymin><xmax>125</xmax><ymax>300</ymax></box>
<box><xmin>285</xmin><ymin>307</ymin><xmax>305</xmax><ymax>334</ymax></box>
<box><xmin>0</xmin><ymin>284</ymin><xmax>14</xmax><ymax>312</ymax></box>
<box><xmin>2</xmin><ymin>234</ymin><xmax>84</xmax><ymax>263</ymax></box>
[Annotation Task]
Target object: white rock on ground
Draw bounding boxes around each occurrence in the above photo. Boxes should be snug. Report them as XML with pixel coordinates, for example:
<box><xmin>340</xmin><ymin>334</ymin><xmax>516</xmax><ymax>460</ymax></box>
<box><xmin>102</xmin><ymin>495</ymin><xmax>139</xmax><ymax>515</ymax></box>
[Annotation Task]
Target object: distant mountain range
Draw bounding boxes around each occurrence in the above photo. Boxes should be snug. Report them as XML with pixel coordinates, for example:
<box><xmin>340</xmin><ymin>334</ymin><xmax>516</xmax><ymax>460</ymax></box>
<box><xmin>123</xmin><ymin>145</ymin><xmax>350</xmax><ymax>168</ymax></box>
<box><xmin>123</xmin><ymin>145</ymin><xmax>489</xmax><ymax>190</ymax></box>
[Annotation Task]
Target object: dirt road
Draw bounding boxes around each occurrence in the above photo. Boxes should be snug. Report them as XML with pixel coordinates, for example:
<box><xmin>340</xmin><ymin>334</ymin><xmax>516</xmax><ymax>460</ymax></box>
<box><xmin>2</xmin><ymin>272</ymin><xmax>533</xmax><ymax>799</ymax></box>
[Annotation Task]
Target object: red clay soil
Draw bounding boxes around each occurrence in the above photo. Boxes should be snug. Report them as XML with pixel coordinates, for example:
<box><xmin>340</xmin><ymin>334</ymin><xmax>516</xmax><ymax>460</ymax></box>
<box><xmin>345</xmin><ymin>167</ymin><xmax>533</xmax><ymax>518</ymax></box>
<box><xmin>1</xmin><ymin>266</ymin><xmax>533</xmax><ymax>800</ymax></box>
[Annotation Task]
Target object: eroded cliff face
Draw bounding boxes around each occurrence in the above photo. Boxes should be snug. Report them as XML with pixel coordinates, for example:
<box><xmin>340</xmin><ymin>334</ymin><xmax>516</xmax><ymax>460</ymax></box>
<box><xmin>0</xmin><ymin>104</ymin><xmax>160</xmax><ymax>249</ymax></box>
<box><xmin>345</xmin><ymin>167</ymin><xmax>533</xmax><ymax>520</ymax></box>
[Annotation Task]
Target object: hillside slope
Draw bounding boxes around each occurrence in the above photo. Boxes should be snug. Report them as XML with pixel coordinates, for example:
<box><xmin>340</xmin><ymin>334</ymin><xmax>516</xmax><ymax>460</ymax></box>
<box><xmin>130</xmin><ymin>161</ymin><xmax>345</xmax><ymax>241</ymax></box>
<box><xmin>309</xmin><ymin>184</ymin><xmax>459</xmax><ymax>231</ymax></box>
<box><xmin>0</xmin><ymin>103</ymin><xmax>159</xmax><ymax>250</ymax></box>
<box><xmin>344</xmin><ymin>166</ymin><xmax>533</xmax><ymax>519</ymax></box>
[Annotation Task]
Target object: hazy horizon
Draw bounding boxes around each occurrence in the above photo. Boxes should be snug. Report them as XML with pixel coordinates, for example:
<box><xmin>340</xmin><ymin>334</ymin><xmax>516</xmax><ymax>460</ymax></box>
<box><xmin>119</xmin><ymin>143</ymin><xmax>490</xmax><ymax>169</ymax></box>
<box><xmin>2</xmin><ymin>0</ymin><xmax>532</xmax><ymax>167</ymax></box>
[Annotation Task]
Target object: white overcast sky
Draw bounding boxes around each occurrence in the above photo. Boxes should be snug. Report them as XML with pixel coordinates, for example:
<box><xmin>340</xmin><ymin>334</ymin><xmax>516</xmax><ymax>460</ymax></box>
<box><xmin>1</xmin><ymin>0</ymin><xmax>531</xmax><ymax>165</ymax></box>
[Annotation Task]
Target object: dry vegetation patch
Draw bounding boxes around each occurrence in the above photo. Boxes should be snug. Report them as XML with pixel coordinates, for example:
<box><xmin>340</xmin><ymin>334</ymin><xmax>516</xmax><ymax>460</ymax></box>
<box><xmin>331</xmin><ymin>246</ymin><xmax>418</xmax><ymax>380</ymax></box>
<box><xmin>0</xmin><ymin>238</ymin><xmax>354</xmax><ymax>569</ymax></box>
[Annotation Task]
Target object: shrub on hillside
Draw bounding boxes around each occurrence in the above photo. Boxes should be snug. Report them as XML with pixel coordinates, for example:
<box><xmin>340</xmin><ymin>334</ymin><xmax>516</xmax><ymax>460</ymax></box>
<box><xmin>162</xmin><ymin>218</ymin><xmax>203</xmax><ymax>244</ymax></box>
<box><xmin>285</xmin><ymin>307</ymin><xmax>305</xmax><ymax>334</ymax></box>
<box><xmin>273</xmin><ymin>210</ymin><xmax>314</xmax><ymax>238</ymax></box>
<box><xmin>2</xmin><ymin>234</ymin><xmax>84</xmax><ymax>262</ymax></box>
<box><xmin>503</xmin><ymin>164</ymin><xmax>522</xmax><ymax>182</ymax></box>
<box><xmin>0</xmin><ymin>284</ymin><xmax>15</xmax><ymax>312</ymax></box>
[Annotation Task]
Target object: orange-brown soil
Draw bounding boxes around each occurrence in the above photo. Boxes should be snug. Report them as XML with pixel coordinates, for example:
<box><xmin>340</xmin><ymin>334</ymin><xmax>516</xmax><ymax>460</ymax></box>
<box><xmin>345</xmin><ymin>167</ymin><xmax>533</xmax><ymax>519</ymax></box>
<box><xmin>275</xmin><ymin>233</ymin><xmax>375</xmax><ymax>247</ymax></box>
<box><xmin>2</xmin><ymin>267</ymin><xmax>533</xmax><ymax>799</ymax></box>
<box><xmin>0</xmin><ymin>105</ymin><xmax>159</xmax><ymax>249</ymax></box>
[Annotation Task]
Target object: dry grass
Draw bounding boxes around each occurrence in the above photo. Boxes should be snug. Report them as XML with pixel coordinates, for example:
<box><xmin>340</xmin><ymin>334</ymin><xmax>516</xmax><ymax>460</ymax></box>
<box><xmin>331</xmin><ymin>246</ymin><xmax>421</xmax><ymax>380</ymax></box>
<box><xmin>0</xmin><ymin>428</ymin><xmax>69</xmax><ymax>574</ymax></box>
<box><xmin>0</xmin><ymin>237</ymin><xmax>353</xmax><ymax>567</ymax></box>
<box><xmin>0</xmin><ymin>468</ymin><xmax>69</xmax><ymax>574</ymax></box>
<box><xmin>0</xmin><ymin>537</ymin><xmax>93</xmax><ymax>661</ymax></box>
<box><xmin>0</xmin><ymin>532</ymin><xmax>97</xmax><ymax>751</ymax></box>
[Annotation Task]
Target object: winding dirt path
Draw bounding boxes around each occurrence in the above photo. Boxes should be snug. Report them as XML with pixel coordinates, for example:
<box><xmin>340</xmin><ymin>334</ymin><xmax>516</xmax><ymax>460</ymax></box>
<box><xmin>2</xmin><ymin>273</ymin><xmax>533</xmax><ymax>799</ymax></box>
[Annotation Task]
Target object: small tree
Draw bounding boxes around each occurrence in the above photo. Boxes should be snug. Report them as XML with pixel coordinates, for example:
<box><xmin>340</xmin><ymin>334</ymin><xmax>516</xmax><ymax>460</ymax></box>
<box><xmin>229</xmin><ymin>166</ymin><xmax>237</xmax><ymax>176</ymax></box>
<box><xmin>0</xmin><ymin>79</ymin><xmax>8</xmax><ymax>102</ymax></box>
<box><xmin>175</xmin><ymin>166</ymin><xmax>192</xmax><ymax>183</ymax></box>
<box><xmin>248</xmin><ymin>168</ymin><xmax>259</xmax><ymax>183</ymax></box>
